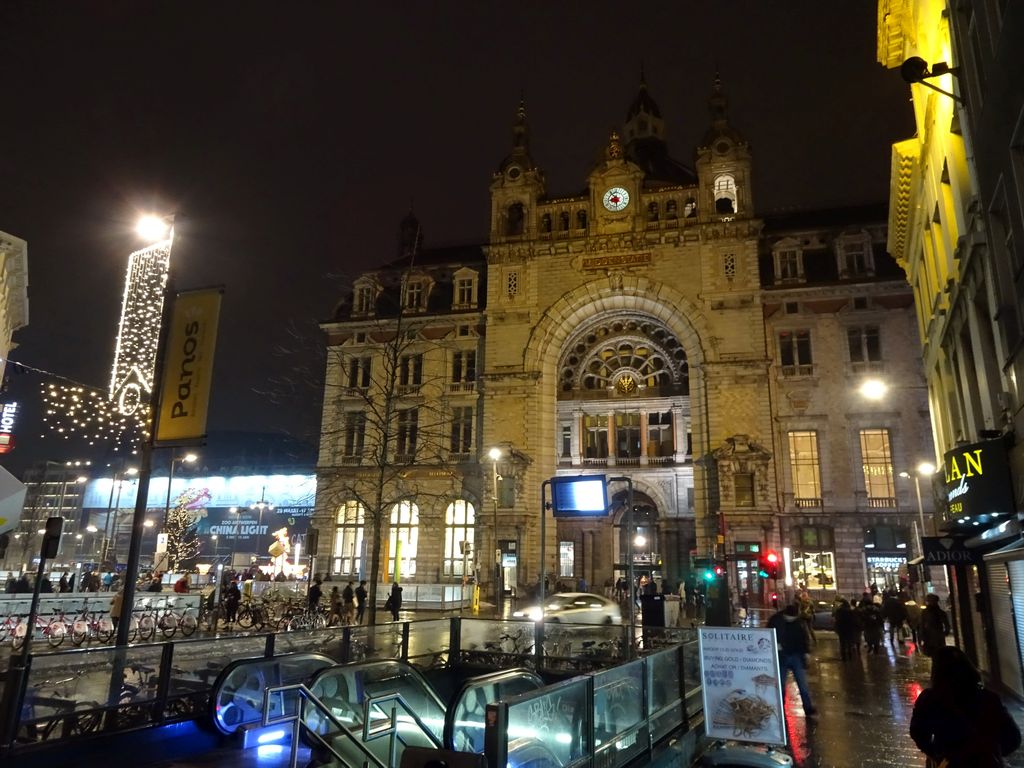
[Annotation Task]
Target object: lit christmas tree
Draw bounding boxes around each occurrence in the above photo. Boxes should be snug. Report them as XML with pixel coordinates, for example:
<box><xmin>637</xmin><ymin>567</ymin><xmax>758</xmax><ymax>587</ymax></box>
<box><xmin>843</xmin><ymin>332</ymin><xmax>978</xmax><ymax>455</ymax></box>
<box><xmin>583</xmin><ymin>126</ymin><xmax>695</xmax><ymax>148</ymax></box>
<box><xmin>163</xmin><ymin>490</ymin><xmax>202</xmax><ymax>572</ymax></box>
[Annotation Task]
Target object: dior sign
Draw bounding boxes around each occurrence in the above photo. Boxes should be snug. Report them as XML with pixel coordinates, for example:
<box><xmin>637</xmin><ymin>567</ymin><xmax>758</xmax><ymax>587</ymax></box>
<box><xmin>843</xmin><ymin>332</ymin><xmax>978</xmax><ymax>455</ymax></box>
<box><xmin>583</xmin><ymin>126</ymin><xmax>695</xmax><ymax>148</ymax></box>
<box><xmin>921</xmin><ymin>536</ymin><xmax>977</xmax><ymax>565</ymax></box>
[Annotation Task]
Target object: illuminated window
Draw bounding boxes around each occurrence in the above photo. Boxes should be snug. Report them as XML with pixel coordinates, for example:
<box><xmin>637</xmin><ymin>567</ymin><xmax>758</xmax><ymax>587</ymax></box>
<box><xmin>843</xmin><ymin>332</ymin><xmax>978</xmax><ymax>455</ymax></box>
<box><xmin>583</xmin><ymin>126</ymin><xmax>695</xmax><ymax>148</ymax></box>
<box><xmin>859</xmin><ymin>428</ymin><xmax>894</xmax><ymax>501</ymax></box>
<box><xmin>443</xmin><ymin>500</ymin><xmax>475</xmax><ymax>578</ymax></box>
<box><xmin>559</xmin><ymin>541</ymin><xmax>574</xmax><ymax>577</ymax></box>
<box><xmin>647</xmin><ymin>411</ymin><xmax>673</xmax><ymax>457</ymax></box>
<box><xmin>388</xmin><ymin>500</ymin><xmax>419</xmax><ymax>578</ymax></box>
<box><xmin>792</xmin><ymin>525</ymin><xmax>835</xmax><ymax>590</ymax></box>
<box><xmin>332</xmin><ymin>501</ymin><xmax>365</xmax><ymax>576</ymax></box>
<box><xmin>778</xmin><ymin>330</ymin><xmax>813</xmax><ymax>375</ymax></box>
<box><xmin>615</xmin><ymin>412</ymin><xmax>641</xmax><ymax>458</ymax></box>
<box><xmin>787</xmin><ymin>431</ymin><xmax>821</xmax><ymax>502</ymax></box>
<box><xmin>713</xmin><ymin>174</ymin><xmax>737</xmax><ymax>214</ymax></box>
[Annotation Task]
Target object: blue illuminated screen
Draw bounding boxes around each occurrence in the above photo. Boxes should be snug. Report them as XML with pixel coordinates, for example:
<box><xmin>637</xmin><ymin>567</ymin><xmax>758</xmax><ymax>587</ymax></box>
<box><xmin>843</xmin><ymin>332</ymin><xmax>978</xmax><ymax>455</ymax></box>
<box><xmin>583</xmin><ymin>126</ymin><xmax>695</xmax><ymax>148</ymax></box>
<box><xmin>551</xmin><ymin>475</ymin><xmax>608</xmax><ymax>517</ymax></box>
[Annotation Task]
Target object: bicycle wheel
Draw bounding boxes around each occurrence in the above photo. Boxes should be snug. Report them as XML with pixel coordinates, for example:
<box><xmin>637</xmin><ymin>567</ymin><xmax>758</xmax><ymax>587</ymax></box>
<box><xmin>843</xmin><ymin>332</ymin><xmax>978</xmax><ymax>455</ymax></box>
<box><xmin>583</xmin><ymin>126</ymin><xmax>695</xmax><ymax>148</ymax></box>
<box><xmin>159</xmin><ymin>612</ymin><xmax>178</xmax><ymax>639</ymax></box>
<box><xmin>46</xmin><ymin>619</ymin><xmax>67</xmax><ymax>648</ymax></box>
<box><xmin>72</xmin><ymin>619</ymin><xmax>90</xmax><ymax>646</ymax></box>
<box><xmin>137</xmin><ymin>614</ymin><xmax>156</xmax><ymax>641</ymax></box>
<box><xmin>97</xmin><ymin>618</ymin><xmax>114</xmax><ymax>643</ymax></box>
<box><xmin>128</xmin><ymin>616</ymin><xmax>139</xmax><ymax>642</ymax></box>
<box><xmin>236</xmin><ymin>606</ymin><xmax>254</xmax><ymax>629</ymax></box>
<box><xmin>179</xmin><ymin>613</ymin><xmax>198</xmax><ymax>637</ymax></box>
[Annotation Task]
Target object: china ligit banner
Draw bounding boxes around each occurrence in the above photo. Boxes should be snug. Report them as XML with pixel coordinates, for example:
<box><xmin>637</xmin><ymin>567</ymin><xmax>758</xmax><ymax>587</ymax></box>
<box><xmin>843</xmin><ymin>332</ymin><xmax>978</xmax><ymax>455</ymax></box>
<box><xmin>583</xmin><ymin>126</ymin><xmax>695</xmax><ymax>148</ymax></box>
<box><xmin>155</xmin><ymin>288</ymin><xmax>222</xmax><ymax>444</ymax></box>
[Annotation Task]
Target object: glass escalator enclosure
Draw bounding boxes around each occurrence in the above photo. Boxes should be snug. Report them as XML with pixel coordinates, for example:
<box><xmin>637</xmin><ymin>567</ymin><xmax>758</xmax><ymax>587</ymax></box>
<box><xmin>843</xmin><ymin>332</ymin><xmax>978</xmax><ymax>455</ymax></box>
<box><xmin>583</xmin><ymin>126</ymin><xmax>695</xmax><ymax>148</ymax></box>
<box><xmin>210</xmin><ymin>653</ymin><xmax>335</xmax><ymax>735</ymax></box>
<box><xmin>446</xmin><ymin>669</ymin><xmax>545</xmax><ymax>754</ymax></box>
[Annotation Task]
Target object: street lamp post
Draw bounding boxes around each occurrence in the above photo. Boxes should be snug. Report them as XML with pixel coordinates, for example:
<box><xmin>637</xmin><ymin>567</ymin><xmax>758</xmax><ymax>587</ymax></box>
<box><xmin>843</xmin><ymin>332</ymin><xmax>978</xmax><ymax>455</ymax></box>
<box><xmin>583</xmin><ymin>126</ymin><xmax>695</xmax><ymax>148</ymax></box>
<box><xmin>488</xmin><ymin>447</ymin><xmax>502</xmax><ymax>606</ymax></box>
<box><xmin>163</xmin><ymin>452</ymin><xmax>198</xmax><ymax>530</ymax></box>
<box><xmin>900</xmin><ymin>461</ymin><xmax>936</xmax><ymax>596</ymax></box>
<box><xmin>229</xmin><ymin>507</ymin><xmax>239</xmax><ymax>567</ymax></box>
<box><xmin>249</xmin><ymin>487</ymin><xmax>274</xmax><ymax>567</ymax></box>
<box><xmin>103</xmin><ymin>467</ymin><xmax>138</xmax><ymax>566</ymax></box>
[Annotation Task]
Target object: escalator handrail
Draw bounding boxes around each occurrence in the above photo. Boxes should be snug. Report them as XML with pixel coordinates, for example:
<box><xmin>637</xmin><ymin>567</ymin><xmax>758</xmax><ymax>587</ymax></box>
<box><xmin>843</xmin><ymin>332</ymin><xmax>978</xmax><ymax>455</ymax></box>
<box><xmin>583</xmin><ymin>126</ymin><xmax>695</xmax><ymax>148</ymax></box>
<box><xmin>264</xmin><ymin>682</ymin><xmax>388</xmax><ymax>768</ymax></box>
<box><xmin>443</xmin><ymin>667</ymin><xmax>545</xmax><ymax>750</ymax></box>
<box><xmin>307</xmin><ymin>658</ymin><xmax>448</xmax><ymax>717</ymax></box>
<box><xmin>361</xmin><ymin>689</ymin><xmax>445</xmax><ymax>749</ymax></box>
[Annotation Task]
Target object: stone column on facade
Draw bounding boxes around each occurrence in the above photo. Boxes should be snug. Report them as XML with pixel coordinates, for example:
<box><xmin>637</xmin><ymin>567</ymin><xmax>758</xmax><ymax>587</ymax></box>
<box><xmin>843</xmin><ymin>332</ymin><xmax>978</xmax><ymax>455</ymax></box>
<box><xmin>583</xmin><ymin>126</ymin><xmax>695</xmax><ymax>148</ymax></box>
<box><xmin>639</xmin><ymin>411</ymin><xmax>649</xmax><ymax>466</ymax></box>
<box><xmin>606</xmin><ymin>410</ymin><xmax>615</xmax><ymax>466</ymax></box>
<box><xmin>672</xmin><ymin>405</ymin><xmax>687</xmax><ymax>463</ymax></box>
<box><xmin>571</xmin><ymin>411</ymin><xmax>582</xmax><ymax>466</ymax></box>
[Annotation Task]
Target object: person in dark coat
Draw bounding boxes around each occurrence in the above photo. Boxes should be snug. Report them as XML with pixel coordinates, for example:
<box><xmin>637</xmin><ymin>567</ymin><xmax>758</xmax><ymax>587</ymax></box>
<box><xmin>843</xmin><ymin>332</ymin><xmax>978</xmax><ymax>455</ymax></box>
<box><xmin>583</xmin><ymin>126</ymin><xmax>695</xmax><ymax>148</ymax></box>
<box><xmin>833</xmin><ymin>598</ymin><xmax>860</xmax><ymax>661</ymax></box>
<box><xmin>307</xmin><ymin>576</ymin><xmax>323</xmax><ymax>610</ymax></box>
<box><xmin>919</xmin><ymin>593</ymin><xmax>951</xmax><ymax>657</ymax></box>
<box><xmin>387</xmin><ymin>583</ymin><xmax>402</xmax><ymax>621</ymax></box>
<box><xmin>355</xmin><ymin>581</ymin><xmax>368</xmax><ymax>623</ymax></box>
<box><xmin>223</xmin><ymin>579</ymin><xmax>241</xmax><ymax>624</ymax></box>
<box><xmin>910</xmin><ymin>645</ymin><xmax>1020</xmax><ymax>767</ymax></box>
<box><xmin>858</xmin><ymin>592</ymin><xmax>885</xmax><ymax>654</ymax></box>
<box><xmin>882</xmin><ymin>591</ymin><xmax>909</xmax><ymax>646</ymax></box>
<box><xmin>768</xmin><ymin>604</ymin><xmax>816</xmax><ymax>716</ymax></box>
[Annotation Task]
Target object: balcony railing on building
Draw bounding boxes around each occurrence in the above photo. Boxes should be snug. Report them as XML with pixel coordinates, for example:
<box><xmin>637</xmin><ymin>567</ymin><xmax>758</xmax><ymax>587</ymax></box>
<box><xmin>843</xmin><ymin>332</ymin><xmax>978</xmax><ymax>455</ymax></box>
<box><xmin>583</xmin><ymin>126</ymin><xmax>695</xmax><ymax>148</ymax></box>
<box><xmin>780</xmin><ymin>364</ymin><xmax>815</xmax><ymax>377</ymax></box>
<box><xmin>447</xmin><ymin>381</ymin><xmax>476</xmax><ymax>393</ymax></box>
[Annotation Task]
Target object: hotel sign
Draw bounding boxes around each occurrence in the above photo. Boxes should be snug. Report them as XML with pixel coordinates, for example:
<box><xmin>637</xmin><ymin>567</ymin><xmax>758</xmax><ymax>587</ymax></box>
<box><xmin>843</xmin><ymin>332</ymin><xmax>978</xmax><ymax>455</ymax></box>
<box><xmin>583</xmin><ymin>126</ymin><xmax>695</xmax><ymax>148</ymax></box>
<box><xmin>943</xmin><ymin>436</ymin><xmax>1016</xmax><ymax>521</ymax></box>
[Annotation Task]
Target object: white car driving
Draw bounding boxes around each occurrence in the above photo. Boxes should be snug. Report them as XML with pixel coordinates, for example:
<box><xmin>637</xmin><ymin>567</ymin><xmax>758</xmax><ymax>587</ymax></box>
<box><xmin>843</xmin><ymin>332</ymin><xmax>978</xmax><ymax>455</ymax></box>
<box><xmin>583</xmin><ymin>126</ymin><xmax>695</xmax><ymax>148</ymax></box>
<box><xmin>513</xmin><ymin>592</ymin><xmax>623</xmax><ymax>624</ymax></box>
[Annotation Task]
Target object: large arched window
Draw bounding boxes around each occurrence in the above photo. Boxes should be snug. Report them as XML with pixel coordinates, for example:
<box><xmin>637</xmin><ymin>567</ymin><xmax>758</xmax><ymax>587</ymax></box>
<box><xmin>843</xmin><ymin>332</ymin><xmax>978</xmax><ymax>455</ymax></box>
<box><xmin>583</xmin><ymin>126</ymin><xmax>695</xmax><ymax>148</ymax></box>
<box><xmin>443</xmin><ymin>500</ymin><xmax>476</xmax><ymax>579</ymax></box>
<box><xmin>388</xmin><ymin>500</ymin><xmax>419</xmax><ymax>578</ymax></box>
<box><xmin>332</xmin><ymin>501</ymin><xmax>365</xmax><ymax>576</ymax></box>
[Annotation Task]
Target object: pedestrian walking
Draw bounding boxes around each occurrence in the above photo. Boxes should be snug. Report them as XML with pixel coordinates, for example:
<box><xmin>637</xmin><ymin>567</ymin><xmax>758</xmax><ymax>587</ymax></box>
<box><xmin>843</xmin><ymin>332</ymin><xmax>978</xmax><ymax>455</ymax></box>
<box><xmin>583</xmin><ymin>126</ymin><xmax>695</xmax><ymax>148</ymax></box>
<box><xmin>858</xmin><ymin>593</ymin><xmax>885</xmax><ymax>653</ymax></box>
<box><xmin>905</xmin><ymin>598</ymin><xmax>922</xmax><ymax>645</ymax></box>
<box><xmin>919</xmin><ymin>594</ymin><xmax>951</xmax><ymax>657</ymax></box>
<box><xmin>342</xmin><ymin>581</ymin><xmax>356</xmax><ymax>625</ymax></box>
<box><xmin>355</xmin><ymin>581</ymin><xmax>367</xmax><ymax>623</ymax></box>
<box><xmin>308</xmin><ymin>576</ymin><xmax>323</xmax><ymax>610</ymax></box>
<box><xmin>385</xmin><ymin>582</ymin><xmax>402</xmax><ymax>621</ymax></box>
<box><xmin>224</xmin><ymin>578</ymin><xmax>241</xmax><ymax>624</ymax></box>
<box><xmin>834</xmin><ymin>598</ymin><xmax>859</xmax><ymax>661</ymax></box>
<box><xmin>328</xmin><ymin>586</ymin><xmax>343</xmax><ymax>626</ymax></box>
<box><xmin>110</xmin><ymin>586</ymin><xmax>125</xmax><ymax>630</ymax></box>
<box><xmin>882</xmin><ymin>591</ymin><xmax>909</xmax><ymax>647</ymax></box>
<box><xmin>58</xmin><ymin>572</ymin><xmax>70</xmax><ymax>592</ymax></box>
<box><xmin>910</xmin><ymin>645</ymin><xmax>1021</xmax><ymax>767</ymax></box>
<box><xmin>768</xmin><ymin>604</ymin><xmax>816</xmax><ymax>717</ymax></box>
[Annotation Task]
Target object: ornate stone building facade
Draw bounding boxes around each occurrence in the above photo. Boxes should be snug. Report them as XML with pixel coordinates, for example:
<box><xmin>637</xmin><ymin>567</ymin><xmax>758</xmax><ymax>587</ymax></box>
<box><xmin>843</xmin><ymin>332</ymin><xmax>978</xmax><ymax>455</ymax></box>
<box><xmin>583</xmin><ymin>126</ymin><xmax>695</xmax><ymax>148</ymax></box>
<box><xmin>313</xmin><ymin>78</ymin><xmax>934</xmax><ymax>605</ymax></box>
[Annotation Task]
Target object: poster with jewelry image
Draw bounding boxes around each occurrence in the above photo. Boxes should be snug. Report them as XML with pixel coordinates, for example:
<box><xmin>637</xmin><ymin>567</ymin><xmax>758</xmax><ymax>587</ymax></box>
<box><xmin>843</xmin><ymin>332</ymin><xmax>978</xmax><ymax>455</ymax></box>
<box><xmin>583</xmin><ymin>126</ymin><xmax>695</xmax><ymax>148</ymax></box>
<box><xmin>698</xmin><ymin>626</ymin><xmax>786</xmax><ymax>745</ymax></box>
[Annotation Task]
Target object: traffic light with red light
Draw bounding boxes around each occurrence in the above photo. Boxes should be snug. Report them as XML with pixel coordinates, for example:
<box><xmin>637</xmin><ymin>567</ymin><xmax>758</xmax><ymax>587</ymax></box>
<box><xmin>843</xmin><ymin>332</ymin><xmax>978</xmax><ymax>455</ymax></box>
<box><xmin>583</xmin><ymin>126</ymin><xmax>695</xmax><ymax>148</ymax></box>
<box><xmin>758</xmin><ymin>550</ymin><xmax>781</xmax><ymax>580</ymax></box>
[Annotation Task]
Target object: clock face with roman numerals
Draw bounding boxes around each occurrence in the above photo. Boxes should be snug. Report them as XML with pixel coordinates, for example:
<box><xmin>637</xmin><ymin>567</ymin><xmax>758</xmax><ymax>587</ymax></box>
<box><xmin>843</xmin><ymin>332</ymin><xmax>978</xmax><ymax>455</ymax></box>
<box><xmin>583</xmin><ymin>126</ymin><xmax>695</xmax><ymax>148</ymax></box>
<box><xmin>602</xmin><ymin>187</ymin><xmax>630</xmax><ymax>212</ymax></box>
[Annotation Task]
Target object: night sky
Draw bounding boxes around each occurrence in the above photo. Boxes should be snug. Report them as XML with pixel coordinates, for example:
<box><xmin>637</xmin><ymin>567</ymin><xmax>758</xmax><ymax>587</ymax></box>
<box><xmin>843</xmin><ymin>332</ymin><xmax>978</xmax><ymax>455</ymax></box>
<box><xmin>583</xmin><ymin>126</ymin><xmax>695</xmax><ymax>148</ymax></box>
<box><xmin>0</xmin><ymin>1</ymin><xmax>914</xmax><ymax>475</ymax></box>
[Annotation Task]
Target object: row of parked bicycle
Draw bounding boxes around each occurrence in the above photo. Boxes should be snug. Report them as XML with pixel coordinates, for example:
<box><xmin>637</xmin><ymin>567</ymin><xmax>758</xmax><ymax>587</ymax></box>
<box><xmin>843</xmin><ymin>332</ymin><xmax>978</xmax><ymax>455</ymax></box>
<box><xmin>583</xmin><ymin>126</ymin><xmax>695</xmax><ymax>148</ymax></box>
<box><xmin>0</xmin><ymin>593</ymin><xmax>341</xmax><ymax>650</ymax></box>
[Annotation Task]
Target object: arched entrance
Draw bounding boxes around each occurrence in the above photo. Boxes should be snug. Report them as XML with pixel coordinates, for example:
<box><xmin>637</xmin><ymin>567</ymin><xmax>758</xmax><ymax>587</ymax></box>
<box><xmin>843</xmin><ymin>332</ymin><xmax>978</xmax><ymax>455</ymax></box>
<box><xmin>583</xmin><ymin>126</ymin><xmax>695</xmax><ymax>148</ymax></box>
<box><xmin>612</xmin><ymin>491</ymin><xmax>662</xmax><ymax>589</ymax></box>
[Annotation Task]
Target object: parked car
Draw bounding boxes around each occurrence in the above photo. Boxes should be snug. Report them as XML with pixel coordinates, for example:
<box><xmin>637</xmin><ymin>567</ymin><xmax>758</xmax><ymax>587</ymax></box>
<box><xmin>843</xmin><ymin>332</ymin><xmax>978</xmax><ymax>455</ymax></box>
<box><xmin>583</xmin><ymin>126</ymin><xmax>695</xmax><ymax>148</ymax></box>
<box><xmin>512</xmin><ymin>592</ymin><xmax>622</xmax><ymax>624</ymax></box>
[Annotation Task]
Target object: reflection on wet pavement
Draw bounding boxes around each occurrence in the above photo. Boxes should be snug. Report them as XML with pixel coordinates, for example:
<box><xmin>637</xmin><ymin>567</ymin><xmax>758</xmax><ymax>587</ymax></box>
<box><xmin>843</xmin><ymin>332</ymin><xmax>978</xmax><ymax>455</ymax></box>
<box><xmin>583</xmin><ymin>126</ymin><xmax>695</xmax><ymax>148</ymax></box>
<box><xmin>781</xmin><ymin>633</ymin><xmax>1024</xmax><ymax>768</ymax></box>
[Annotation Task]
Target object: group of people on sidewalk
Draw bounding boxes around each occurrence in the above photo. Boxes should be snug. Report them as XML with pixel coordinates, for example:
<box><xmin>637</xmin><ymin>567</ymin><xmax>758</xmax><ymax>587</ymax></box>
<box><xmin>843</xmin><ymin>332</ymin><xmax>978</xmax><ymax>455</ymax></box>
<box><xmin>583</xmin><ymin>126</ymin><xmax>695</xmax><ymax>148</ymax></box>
<box><xmin>768</xmin><ymin>589</ymin><xmax>1022</xmax><ymax>767</ymax></box>
<box><xmin>831</xmin><ymin>590</ymin><xmax>951</xmax><ymax>660</ymax></box>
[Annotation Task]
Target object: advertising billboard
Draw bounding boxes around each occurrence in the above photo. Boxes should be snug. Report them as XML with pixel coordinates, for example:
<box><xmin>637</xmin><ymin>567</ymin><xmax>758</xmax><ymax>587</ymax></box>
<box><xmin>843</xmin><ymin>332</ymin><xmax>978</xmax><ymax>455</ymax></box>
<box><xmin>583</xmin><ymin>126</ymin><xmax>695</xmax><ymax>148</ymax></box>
<box><xmin>550</xmin><ymin>475</ymin><xmax>609</xmax><ymax>518</ymax></box>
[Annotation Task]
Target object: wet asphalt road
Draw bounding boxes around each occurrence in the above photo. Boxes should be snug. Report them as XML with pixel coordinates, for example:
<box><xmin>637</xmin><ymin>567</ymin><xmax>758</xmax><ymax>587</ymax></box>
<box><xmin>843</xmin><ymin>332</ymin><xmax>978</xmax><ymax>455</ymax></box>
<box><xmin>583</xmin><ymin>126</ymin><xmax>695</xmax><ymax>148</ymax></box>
<box><xmin>781</xmin><ymin>631</ymin><xmax>1024</xmax><ymax>768</ymax></box>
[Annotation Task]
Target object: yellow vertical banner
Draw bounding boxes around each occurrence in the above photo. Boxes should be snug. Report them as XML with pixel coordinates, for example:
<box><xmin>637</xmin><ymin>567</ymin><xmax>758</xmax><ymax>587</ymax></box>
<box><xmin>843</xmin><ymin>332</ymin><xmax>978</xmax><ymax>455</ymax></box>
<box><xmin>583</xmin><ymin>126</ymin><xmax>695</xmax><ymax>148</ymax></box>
<box><xmin>393</xmin><ymin>540</ymin><xmax>403</xmax><ymax>583</ymax></box>
<box><xmin>155</xmin><ymin>288</ymin><xmax>223</xmax><ymax>444</ymax></box>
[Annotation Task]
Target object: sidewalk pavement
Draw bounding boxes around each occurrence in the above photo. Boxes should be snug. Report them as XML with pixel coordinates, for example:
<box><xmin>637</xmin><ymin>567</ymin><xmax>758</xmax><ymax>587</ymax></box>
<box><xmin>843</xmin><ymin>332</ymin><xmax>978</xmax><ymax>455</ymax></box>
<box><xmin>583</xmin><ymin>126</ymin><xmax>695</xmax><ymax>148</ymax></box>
<box><xmin>781</xmin><ymin>631</ymin><xmax>1024</xmax><ymax>768</ymax></box>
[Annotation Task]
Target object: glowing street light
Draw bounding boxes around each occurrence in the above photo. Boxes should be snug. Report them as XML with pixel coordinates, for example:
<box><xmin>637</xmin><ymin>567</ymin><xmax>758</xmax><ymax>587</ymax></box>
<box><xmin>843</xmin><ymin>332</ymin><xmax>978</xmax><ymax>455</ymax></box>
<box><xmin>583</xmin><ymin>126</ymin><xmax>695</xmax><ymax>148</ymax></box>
<box><xmin>135</xmin><ymin>214</ymin><xmax>171</xmax><ymax>243</ymax></box>
<box><xmin>859</xmin><ymin>378</ymin><xmax>889</xmax><ymax>400</ymax></box>
<box><xmin>899</xmin><ymin>461</ymin><xmax>938</xmax><ymax>595</ymax></box>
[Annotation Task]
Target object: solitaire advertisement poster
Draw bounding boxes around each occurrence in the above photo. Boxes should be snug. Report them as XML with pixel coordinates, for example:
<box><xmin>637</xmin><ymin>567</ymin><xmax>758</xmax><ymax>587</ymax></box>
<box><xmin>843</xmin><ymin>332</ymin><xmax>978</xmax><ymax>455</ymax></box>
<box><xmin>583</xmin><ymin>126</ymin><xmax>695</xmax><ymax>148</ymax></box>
<box><xmin>698</xmin><ymin>626</ymin><xmax>786</xmax><ymax>746</ymax></box>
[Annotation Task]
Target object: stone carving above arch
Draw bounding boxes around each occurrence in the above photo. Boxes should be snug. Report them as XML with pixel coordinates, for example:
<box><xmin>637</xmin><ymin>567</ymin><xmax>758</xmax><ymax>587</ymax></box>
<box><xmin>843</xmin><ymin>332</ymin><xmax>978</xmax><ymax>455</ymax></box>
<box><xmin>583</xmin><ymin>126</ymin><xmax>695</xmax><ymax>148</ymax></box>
<box><xmin>524</xmin><ymin>277</ymin><xmax>712</xmax><ymax>374</ymax></box>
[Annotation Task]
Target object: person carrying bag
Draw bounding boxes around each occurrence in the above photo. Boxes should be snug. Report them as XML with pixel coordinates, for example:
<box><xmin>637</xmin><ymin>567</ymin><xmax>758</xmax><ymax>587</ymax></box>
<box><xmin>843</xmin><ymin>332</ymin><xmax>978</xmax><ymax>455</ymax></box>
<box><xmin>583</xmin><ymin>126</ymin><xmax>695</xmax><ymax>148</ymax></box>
<box><xmin>910</xmin><ymin>646</ymin><xmax>1020</xmax><ymax>767</ymax></box>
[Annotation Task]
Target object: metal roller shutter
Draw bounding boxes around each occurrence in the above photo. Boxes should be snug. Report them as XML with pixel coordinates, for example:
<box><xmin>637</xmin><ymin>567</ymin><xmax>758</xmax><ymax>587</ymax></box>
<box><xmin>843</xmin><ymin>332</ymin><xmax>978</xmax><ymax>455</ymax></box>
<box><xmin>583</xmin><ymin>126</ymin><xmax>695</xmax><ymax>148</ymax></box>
<box><xmin>987</xmin><ymin>563</ymin><xmax>1024</xmax><ymax>697</ymax></box>
<box><xmin>1008</xmin><ymin>560</ymin><xmax>1024</xmax><ymax>694</ymax></box>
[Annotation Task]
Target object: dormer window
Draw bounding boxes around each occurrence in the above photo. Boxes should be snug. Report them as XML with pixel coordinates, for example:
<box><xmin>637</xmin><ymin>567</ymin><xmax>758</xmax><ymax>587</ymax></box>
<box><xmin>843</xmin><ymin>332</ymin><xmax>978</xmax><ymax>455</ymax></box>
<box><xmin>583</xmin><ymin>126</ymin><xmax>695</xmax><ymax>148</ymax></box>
<box><xmin>404</xmin><ymin>279</ymin><xmax>424</xmax><ymax>310</ymax></box>
<box><xmin>354</xmin><ymin>283</ymin><xmax>375</xmax><ymax>314</ymax></box>
<box><xmin>452</xmin><ymin>268</ymin><xmax>479</xmax><ymax>310</ymax></box>
<box><xmin>837</xmin><ymin>233</ymin><xmax>874</xmax><ymax>278</ymax></box>
<box><xmin>772</xmin><ymin>241</ymin><xmax>804</xmax><ymax>283</ymax></box>
<box><xmin>713</xmin><ymin>174</ymin><xmax>737</xmax><ymax>214</ymax></box>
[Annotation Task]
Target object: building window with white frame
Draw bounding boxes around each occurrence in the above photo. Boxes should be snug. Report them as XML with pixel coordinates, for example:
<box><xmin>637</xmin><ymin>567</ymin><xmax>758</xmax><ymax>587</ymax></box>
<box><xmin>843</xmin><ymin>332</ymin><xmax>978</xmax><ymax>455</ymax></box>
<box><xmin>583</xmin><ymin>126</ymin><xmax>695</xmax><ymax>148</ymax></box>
<box><xmin>859</xmin><ymin>428</ymin><xmax>895</xmax><ymax>504</ymax></box>
<box><xmin>450</xmin><ymin>406</ymin><xmax>473</xmax><ymax>455</ymax></box>
<box><xmin>399</xmin><ymin>354</ymin><xmax>423</xmax><ymax>389</ymax></box>
<box><xmin>583</xmin><ymin>414</ymin><xmax>609</xmax><ymax>459</ymax></box>
<box><xmin>455</xmin><ymin>276</ymin><xmax>475</xmax><ymax>307</ymax></box>
<box><xmin>354</xmin><ymin>284</ymin><xmax>375</xmax><ymax>313</ymax></box>
<box><xmin>332</xmin><ymin>501</ymin><xmax>365</xmax><ymax>575</ymax></box>
<box><xmin>778</xmin><ymin>330</ymin><xmax>813</xmax><ymax>375</ymax></box>
<box><xmin>775</xmin><ymin>249</ymin><xmax>802</xmax><ymax>282</ymax></box>
<box><xmin>443</xmin><ymin>500</ymin><xmax>475</xmax><ymax>579</ymax></box>
<box><xmin>787</xmin><ymin>431</ymin><xmax>821</xmax><ymax>505</ymax></box>
<box><xmin>347</xmin><ymin>357</ymin><xmax>371</xmax><ymax>389</ymax></box>
<box><xmin>404</xmin><ymin>279</ymin><xmax>424</xmax><ymax>310</ymax></box>
<box><xmin>452</xmin><ymin>350</ymin><xmax>476</xmax><ymax>385</ymax></box>
<box><xmin>388</xmin><ymin>500</ymin><xmax>419</xmax><ymax>578</ymax></box>
<box><xmin>713</xmin><ymin>174</ymin><xmax>737</xmax><ymax>214</ymax></box>
<box><xmin>396</xmin><ymin>408</ymin><xmax>419</xmax><ymax>457</ymax></box>
<box><xmin>343</xmin><ymin>411</ymin><xmax>366</xmax><ymax>459</ymax></box>
<box><xmin>847</xmin><ymin>326</ymin><xmax>882</xmax><ymax>372</ymax></box>
<box><xmin>837</xmin><ymin>235</ymin><xmax>874</xmax><ymax>277</ymax></box>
